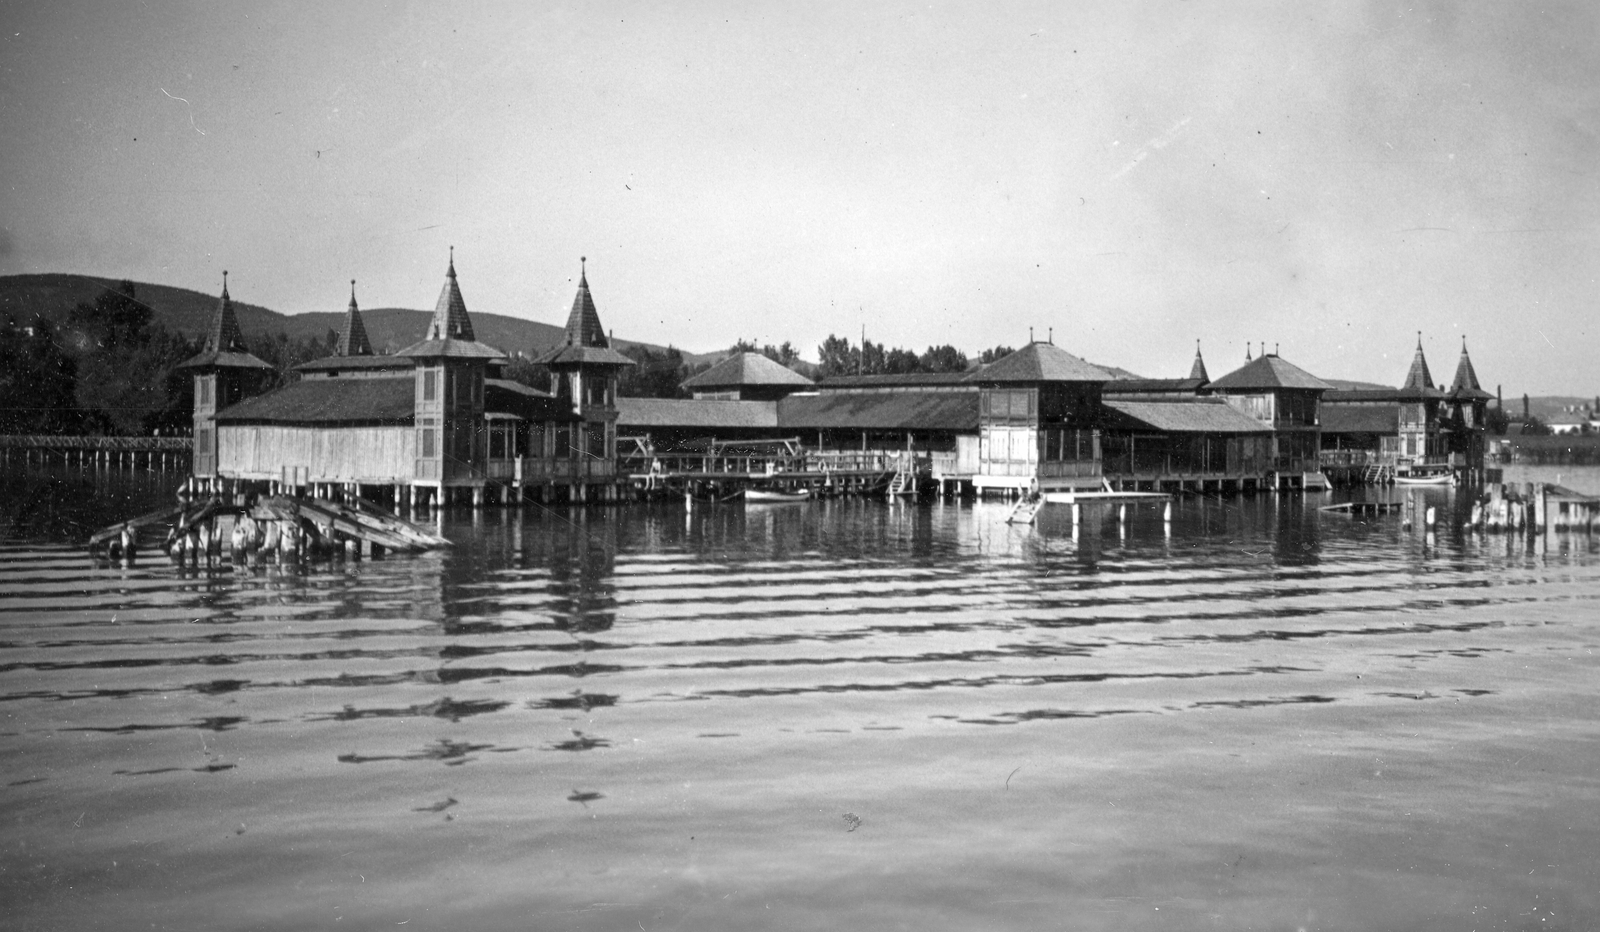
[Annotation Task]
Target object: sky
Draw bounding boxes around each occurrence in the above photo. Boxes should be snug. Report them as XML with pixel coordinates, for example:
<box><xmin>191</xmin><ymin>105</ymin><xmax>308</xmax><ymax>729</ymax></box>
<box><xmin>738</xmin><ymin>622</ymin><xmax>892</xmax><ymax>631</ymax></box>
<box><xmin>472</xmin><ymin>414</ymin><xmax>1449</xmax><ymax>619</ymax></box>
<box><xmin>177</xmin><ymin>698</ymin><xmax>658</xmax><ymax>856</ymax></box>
<box><xmin>1</xmin><ymin>1</ymin><xmax>1596</xmax><ymax>395</ymax></box>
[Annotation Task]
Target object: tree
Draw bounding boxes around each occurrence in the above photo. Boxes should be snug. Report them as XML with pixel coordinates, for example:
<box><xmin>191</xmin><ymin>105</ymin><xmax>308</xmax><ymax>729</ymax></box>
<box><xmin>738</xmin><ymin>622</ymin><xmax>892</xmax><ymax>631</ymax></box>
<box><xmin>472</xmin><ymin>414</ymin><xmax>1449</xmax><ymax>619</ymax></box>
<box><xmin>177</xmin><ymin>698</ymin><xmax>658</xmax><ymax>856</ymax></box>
<box><xmin>65</xmin><ymin>282</ymin><xmax>197</xmax><ymax>435</ymax></box>
<box><xmin>817</xmin><ymin>334</ymin><xmax>859</xmax><ymax>378</ymax></box>
<box><xmin>0</xmin><ymin>315</ymin><xmax>81</xmax><ymax>434</ymax></box>
<box><xmin>884</xmin><ymin>347</ymin><xmax>920</xmax><ymax>374</ymax></box>
<box><xmin>919</xmin><ymin>344</ymin><xmax>969</xmax><ymax>373</ymax></box>
<box><xmin>979</xmin><ymin>345</ymin><xmax>1016</xmax><ymax>365</ymax></box>
<box><xmin>619</xmin><ymin>345</ymin><xmax>689</xmax><ymax>398</ymax></box>
<box><xmin>65</xmin><ymin>280</ymin><xmax>151</xmax><ymax>352</ymax></box>
<box><xmin>502</xmin><ymin>355</ymin><xmax>551</xmax><ymax>393</ymax></box>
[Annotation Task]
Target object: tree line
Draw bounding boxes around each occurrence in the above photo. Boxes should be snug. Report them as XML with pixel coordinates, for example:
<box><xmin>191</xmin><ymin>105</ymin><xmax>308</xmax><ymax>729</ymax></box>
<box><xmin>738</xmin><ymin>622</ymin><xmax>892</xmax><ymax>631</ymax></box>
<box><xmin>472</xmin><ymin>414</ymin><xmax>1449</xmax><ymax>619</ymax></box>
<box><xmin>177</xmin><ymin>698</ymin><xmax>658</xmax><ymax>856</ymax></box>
<box><xmin>0</xmin><ymin>281</ymin><xmax>334</xmax><ymax>436</ymax></box>
<box><xmin>1</xmin><ymin>287</ymin><xmax>1023</xmax><ymax>426</ymax></box>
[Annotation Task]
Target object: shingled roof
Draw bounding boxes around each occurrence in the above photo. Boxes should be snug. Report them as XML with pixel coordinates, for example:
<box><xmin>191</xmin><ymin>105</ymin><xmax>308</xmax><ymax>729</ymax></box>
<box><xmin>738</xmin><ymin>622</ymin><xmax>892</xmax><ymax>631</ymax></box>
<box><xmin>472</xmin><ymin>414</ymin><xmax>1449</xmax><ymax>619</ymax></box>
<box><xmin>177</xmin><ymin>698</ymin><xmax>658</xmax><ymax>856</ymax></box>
<box><xmin>1188</xmin><ymin>342</ymin><xmax>1210</xmax><ymax>383</ymax></box>
<box><xmin>619</xmin><ymin>397</ymin><xmax>781</xmax><ymax>429</ymax></box>
<box><xmin>533</xmin><ymin>259</ymin><xmax>635</xmax><ymax>368</ymax></box>
<box><xmin>175</xmin><ymin>272</ymin><xmax>273</xmax><ymax>371</ymax></box>
<box><xmin>1103</xmin><ymin>399</ymin><xmax>1271</xmax><ymax>434</ymax></box>
<box><xmin>1449</xmin><ymin>337</ymin><xmax>1493</xmax><ymax>401</ymax></box>
<box><xmin>965</xmin><ymin>342</ymin><xmax>1114</xmax><ymax>384</ymax></box>
<box><xmin>682</xmin><ymin>352</ymin><xmax>814</xmax><ymax>390</ymax></box>
<box><xmin>777</xmin><ymin>391</ymin><xmax>980</xmax><ymax>431</ymax></box>
<box><xmin>1321</xmin><ymin>403</ymin><xmax>1401</xmax><ymax>434</ymax></box>
<box><xmin>215</xmin><ymin>376</ymin><xmax>415</xmax><ymax>425</ymax></box>
<box><xmin>1206</xmin><ymin>354</ymin><xmax>1331</xmax><ymax>392</ymax></box>
<box><xmin>398</xmin><ymin>252</ymin><xmax>507</xmax><ymax>361</ymax></box>
<box><xmin>337</xmin><ymin>280</ymin><xmax>372</xmax><ymax>356</ymax></box>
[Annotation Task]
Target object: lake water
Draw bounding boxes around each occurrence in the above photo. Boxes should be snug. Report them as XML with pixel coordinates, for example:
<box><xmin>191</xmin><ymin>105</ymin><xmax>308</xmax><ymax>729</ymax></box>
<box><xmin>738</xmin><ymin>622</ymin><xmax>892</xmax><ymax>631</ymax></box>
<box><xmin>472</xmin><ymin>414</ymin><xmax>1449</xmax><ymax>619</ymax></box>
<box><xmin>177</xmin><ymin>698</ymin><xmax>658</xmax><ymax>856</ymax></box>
<box><xmin>3</xmin><ymin>465</ymin><xmax>1599</xmax><ymax>931</ymax></box>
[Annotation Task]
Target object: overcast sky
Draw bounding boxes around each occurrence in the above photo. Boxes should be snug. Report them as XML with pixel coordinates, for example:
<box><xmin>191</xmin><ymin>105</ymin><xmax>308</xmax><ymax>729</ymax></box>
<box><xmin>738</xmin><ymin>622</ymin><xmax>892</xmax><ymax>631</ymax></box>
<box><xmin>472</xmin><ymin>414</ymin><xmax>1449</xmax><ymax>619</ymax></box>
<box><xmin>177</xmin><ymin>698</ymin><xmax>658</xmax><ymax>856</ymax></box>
<box><xmin>2</xmin><ymin>1</ymin><xmax>1596</xmax><ymax>394</ymax></box>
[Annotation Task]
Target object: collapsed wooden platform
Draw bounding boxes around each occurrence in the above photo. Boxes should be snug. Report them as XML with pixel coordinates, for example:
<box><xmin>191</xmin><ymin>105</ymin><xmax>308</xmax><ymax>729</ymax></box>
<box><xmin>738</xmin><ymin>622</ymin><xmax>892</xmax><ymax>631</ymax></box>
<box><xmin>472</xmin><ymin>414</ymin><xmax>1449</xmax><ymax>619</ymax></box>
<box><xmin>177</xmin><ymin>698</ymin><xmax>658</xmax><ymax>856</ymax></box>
<box><xmin>89</xmin><ymin>495</ymin><xmax>449</xmax><ymax>558</ymax></box>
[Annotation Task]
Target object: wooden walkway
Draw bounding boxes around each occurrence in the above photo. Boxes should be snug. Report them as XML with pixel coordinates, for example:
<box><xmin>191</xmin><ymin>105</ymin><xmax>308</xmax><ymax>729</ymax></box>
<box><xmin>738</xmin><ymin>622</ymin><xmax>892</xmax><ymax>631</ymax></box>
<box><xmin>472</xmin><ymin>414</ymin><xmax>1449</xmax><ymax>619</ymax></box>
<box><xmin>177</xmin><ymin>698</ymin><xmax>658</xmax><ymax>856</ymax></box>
<box><xmin>2</xmin><ymin>434</ymin><xmax>191</xmax><ymax>469</ymax></box>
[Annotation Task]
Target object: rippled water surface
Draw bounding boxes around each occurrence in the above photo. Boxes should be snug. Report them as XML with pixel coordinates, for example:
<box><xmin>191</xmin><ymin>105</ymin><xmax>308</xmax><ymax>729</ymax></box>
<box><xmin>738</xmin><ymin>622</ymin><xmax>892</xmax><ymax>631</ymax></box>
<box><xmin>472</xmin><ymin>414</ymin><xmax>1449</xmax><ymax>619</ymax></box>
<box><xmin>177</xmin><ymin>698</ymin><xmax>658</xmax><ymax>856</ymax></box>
<box><xmin>4</xmin><ymin>467</ymin><xmax>1600</xmax><ymax>931</ymax></box>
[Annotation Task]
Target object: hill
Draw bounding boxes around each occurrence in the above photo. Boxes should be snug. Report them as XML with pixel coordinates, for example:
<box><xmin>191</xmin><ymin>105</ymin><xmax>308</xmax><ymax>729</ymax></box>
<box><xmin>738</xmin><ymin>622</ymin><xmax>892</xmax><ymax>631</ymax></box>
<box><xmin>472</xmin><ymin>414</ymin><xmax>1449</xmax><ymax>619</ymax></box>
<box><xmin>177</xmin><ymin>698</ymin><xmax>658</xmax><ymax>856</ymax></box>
<box><xmin>0</xmin><ymin>272</ymin><xmax>685</xmax><ymax>359</ymax></box>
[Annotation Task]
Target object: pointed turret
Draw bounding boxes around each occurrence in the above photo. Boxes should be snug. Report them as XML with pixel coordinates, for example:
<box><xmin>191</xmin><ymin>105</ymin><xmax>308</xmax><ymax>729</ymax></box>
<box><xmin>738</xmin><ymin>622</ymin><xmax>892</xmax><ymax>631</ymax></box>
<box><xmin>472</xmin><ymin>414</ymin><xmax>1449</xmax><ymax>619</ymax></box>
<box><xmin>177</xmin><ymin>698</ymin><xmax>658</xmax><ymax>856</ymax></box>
<box><xmin>337</xmin><ymin>279</ymin><xmax>373</xmax><ymax>357</ymax></box>
<box><xmin>564</xmin><ymin>257</ymin><xmax>607</xmax><ymax>348</ymax></box>
<box><xmin>397</xmin><ymin>250</ymin><xmax>505</xmax><ymax>361</ymax></box>
<box><xmin>427</xmin><ymin>247</ymin><xmax>475</xmax><ymax>342</ymax></box>
<box><xmin>175</xmin><ymin>272</ymin><xmax>272</xmax><ymax>480</ymax></box>
<box><xmin>1401</xmin><ymin>332</ymin><xmax>1435</xmax><ymax>394</ymax></box>
<box><xmin>1449</xmin><ymin>336</ymin><xmax>1492</xmax><ymax>400</ymax></box>
<box><xmin>207</xmin><ymin>271</ymin><xmax>246</xmax><ymax>354</ymax></box>
<box><xmin>176</xmin><ymin>272</ymin><xmax>272</xmax><ymax>372</ymax></box>
<box><xmin>532</xmin><ymin>258</ymin><xmax>635</xmax><ymax>368</ymax></box>
<box><xmin>1188</xmin><ymin>340</ymin><xmax>1209</xmax><ymax>383</ymax></box>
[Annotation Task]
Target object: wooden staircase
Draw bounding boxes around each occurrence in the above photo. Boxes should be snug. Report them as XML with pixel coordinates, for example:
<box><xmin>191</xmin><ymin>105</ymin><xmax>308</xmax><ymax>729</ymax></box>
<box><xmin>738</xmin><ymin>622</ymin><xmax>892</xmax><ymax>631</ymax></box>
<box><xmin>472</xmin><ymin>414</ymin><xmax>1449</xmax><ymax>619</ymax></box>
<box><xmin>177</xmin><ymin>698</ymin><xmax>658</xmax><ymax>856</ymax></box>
<box><xmin>886</xmin><ymin>463</ymin><xmax>915</xmax><ymax>497</ymax></box>
<box><xmin>1362</xmin><ymin>463</ymin><xmax>1393</xmax><ymax>485</ymax></box>
<box><xmin>1006</xmin><ymin>495</ymin><xmax>1045</xmax><ymax>525</ymax></box>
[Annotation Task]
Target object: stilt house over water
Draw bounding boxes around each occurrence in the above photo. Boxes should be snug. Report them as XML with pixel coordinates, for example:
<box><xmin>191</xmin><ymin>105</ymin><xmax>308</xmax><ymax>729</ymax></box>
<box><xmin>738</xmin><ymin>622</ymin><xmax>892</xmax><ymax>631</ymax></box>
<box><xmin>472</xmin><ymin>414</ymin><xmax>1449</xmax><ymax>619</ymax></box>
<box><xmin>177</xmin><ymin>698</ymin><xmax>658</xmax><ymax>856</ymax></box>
<box><xmin>204</xmin><ymin>254</ymin><xmax>629</xmax><ymax>507</ymax></box>
<box><xmin>173</xmin><ymin>271</ymin><xmax>274</xmax><ymax>480</ymax></box>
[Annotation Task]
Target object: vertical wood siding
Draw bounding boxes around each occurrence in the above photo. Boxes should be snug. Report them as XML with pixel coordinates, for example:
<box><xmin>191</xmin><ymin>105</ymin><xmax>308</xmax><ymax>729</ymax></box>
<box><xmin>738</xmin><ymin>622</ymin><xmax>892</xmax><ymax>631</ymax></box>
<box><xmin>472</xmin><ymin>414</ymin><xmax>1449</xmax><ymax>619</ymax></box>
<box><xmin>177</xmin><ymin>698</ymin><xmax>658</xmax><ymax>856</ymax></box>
<box><xmin>219</xmin><ymin>426</ymin><xmax>416</xmax><ymax>482</ymax></box>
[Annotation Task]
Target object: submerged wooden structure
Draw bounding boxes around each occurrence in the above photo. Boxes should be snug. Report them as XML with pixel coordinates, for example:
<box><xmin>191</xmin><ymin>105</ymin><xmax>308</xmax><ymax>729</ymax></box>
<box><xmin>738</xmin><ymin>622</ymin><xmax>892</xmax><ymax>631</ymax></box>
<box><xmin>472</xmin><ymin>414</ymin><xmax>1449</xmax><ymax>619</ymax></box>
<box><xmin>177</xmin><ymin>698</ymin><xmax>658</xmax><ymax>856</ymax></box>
<box><xmin>89</xmin><ymin>494</ymin><xmax>449</xmax><ymax>562</ymax></box>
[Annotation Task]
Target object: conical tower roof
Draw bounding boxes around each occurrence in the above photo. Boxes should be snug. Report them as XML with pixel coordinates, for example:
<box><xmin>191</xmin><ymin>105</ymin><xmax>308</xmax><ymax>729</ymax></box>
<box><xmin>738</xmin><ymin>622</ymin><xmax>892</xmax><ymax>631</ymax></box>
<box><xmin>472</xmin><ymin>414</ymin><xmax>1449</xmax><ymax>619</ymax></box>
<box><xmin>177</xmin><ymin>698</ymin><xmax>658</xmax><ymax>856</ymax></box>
<box><xmin>1188</xmin><ymin>341</ymin><xmax>1209</xmax><ymax>383</ymax></box>
<box><xmin>397</xmin><ymin>250</ymin><xmax>506</xmax><ymax>361</ymax></box>
<box><xmin>1399</xmin><ymin>333</ymin><xmax>1445</xmax><ymax>399</ymax></box>
<box><xmin>176</xmin><ymin>271</ymin><xmax>272</xmax><ymax>370</ymax></box>
<box><xmin>337</xmin><ymin>280</ymin><xmax>373</xmax><ymax>356</ymax></box>
<box><xmin>427</xmin><ymin>248</ymin><xmax>474</xmax><ymax>342</ymax></box>
<box><xmin>209</xmin><ymin>271</ymin><xmax>245</xmax><ymax>354</ymax></box>
<box><xmin>1402</xmin><ymin>333</ymin><xmax>1434</xmax><ymax>391</ymax></box>
<box><xmin>531</xmin><ymin>258</ymin><xmax>635</xmax><ymax>368</ymax></box>
<box><xmin>1449</xmin><ymin>336</ymin><xmax>1493</xmax><ymax>401</ymax></box>
<box><xmin>564</xmin><ymin>258</ymin><xmax>606</xmax><ymax>348</ymax></box>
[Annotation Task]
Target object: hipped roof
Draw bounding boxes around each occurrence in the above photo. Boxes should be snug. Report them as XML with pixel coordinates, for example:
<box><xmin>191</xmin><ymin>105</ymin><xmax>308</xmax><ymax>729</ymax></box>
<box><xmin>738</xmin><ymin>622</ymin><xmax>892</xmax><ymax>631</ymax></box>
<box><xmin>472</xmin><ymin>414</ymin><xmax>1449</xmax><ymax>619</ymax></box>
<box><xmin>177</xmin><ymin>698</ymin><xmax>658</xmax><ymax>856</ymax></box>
<box><xmin>966</xmin><ymin>342</ymin><xmax>1114</xmax><ymax>384</ymax></box>
<box><xmin>1206</xmin><ymin>354</ymin><xmax>1331</xmax><ymax>391</ymax></box>
<box><xmin>682</xmin><ymin>352</ymin><xmax>814</xmax><ymax>390</ymax></box>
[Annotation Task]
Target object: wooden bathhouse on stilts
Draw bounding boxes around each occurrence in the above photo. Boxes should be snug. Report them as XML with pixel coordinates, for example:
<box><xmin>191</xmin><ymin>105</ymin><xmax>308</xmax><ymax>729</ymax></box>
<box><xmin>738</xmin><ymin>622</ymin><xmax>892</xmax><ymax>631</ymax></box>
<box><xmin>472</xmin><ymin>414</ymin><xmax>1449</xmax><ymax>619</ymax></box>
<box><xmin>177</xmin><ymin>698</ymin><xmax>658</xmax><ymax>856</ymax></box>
<box><xmin>208</xmin><ymin>253</ymin><xmax>622</xmax><ymax>509</ymax></box>
<box><xmin>173</xmin><ymin>271</ymin><xmax>274</xmax><ymax>490</ymax></box>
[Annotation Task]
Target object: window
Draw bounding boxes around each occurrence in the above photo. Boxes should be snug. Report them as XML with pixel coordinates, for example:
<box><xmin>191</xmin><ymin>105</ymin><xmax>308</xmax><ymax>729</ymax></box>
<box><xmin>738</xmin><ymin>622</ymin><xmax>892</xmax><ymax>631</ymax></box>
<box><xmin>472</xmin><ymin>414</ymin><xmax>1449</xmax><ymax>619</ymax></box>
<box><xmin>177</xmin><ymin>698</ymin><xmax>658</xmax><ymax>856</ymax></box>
<box><xmin>196</xmin><ymin>429</ymin><xmax>212</xmax><ymax>455</ymax></box>
<box><xmin>198</xmin><ymin>378</ymin><xmax>212</xmax><ymax>405</ymax></box>
<box><xmin>420</xmin><ymin>417</ymin><xmax>437</xmax><ymax>457</ymax></box>
<box><xmin>423</xmin><ymin>370</ymin><xmax>437</xmax><ymax>402</ymax></box>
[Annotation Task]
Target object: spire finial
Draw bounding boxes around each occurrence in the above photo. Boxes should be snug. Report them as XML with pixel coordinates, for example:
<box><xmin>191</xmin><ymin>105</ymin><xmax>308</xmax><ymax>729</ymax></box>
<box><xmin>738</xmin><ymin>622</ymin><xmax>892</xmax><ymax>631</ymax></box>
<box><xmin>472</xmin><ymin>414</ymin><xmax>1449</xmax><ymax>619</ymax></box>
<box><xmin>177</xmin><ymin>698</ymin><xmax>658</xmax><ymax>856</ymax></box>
<box><xmin>350</xmin><ymin>278</ymin><xmax>357</xmax><ymax>299</ymax></box>
<box><xmin>1416</xmin><ymin>330</ymin><xmax>1423</xmax><ymax>349</ymax></box>
<box><xmin>222</xmin><ymin>270</ymin><xmax>229</xmax><ymax>295</ymax></box>
<box><xmin>1048</xmin><ymin>326</ymin><xmax>1053</xmax><ymax>344</ymax></box>
<box><xmin>1245</xmin><ymin>342</ymin><xmax>1252</xmax><ymax>361</ymax></box>
<box><xmin>447</xmin><ymin>246</ymin><xmax>456</xmax><ymax>278</ymax></box>
<box><xmin>580</xmin><ymin>256</ymin><xmax>587</xmax><ymax>280</ymax></box>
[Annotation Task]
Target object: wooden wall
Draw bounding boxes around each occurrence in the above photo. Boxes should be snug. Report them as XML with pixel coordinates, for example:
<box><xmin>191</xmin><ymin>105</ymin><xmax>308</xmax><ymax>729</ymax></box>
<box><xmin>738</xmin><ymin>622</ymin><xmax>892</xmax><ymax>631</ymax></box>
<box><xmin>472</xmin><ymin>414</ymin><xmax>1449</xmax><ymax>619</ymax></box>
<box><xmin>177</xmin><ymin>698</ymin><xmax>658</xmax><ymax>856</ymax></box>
<box><xmin>219</xmin><ymin>425</ymin><xmax>415</xmax><ymax>483</ymax></box>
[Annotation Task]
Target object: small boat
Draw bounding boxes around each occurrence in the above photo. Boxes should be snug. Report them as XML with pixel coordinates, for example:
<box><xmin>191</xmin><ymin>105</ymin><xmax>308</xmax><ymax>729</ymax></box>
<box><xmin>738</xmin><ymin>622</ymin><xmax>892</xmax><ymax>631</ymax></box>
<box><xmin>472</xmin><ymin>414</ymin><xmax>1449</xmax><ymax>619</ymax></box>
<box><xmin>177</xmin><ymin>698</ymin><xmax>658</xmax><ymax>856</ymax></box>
<box><xmin>1395</xmin><ymin>472</ymin><xmax>1453</xmax><ymax>487</ymax></box>
<box><xmin>744</xmin><ymin>488</ymin><xmax>811</xmax><ymax>503</ymax></box>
